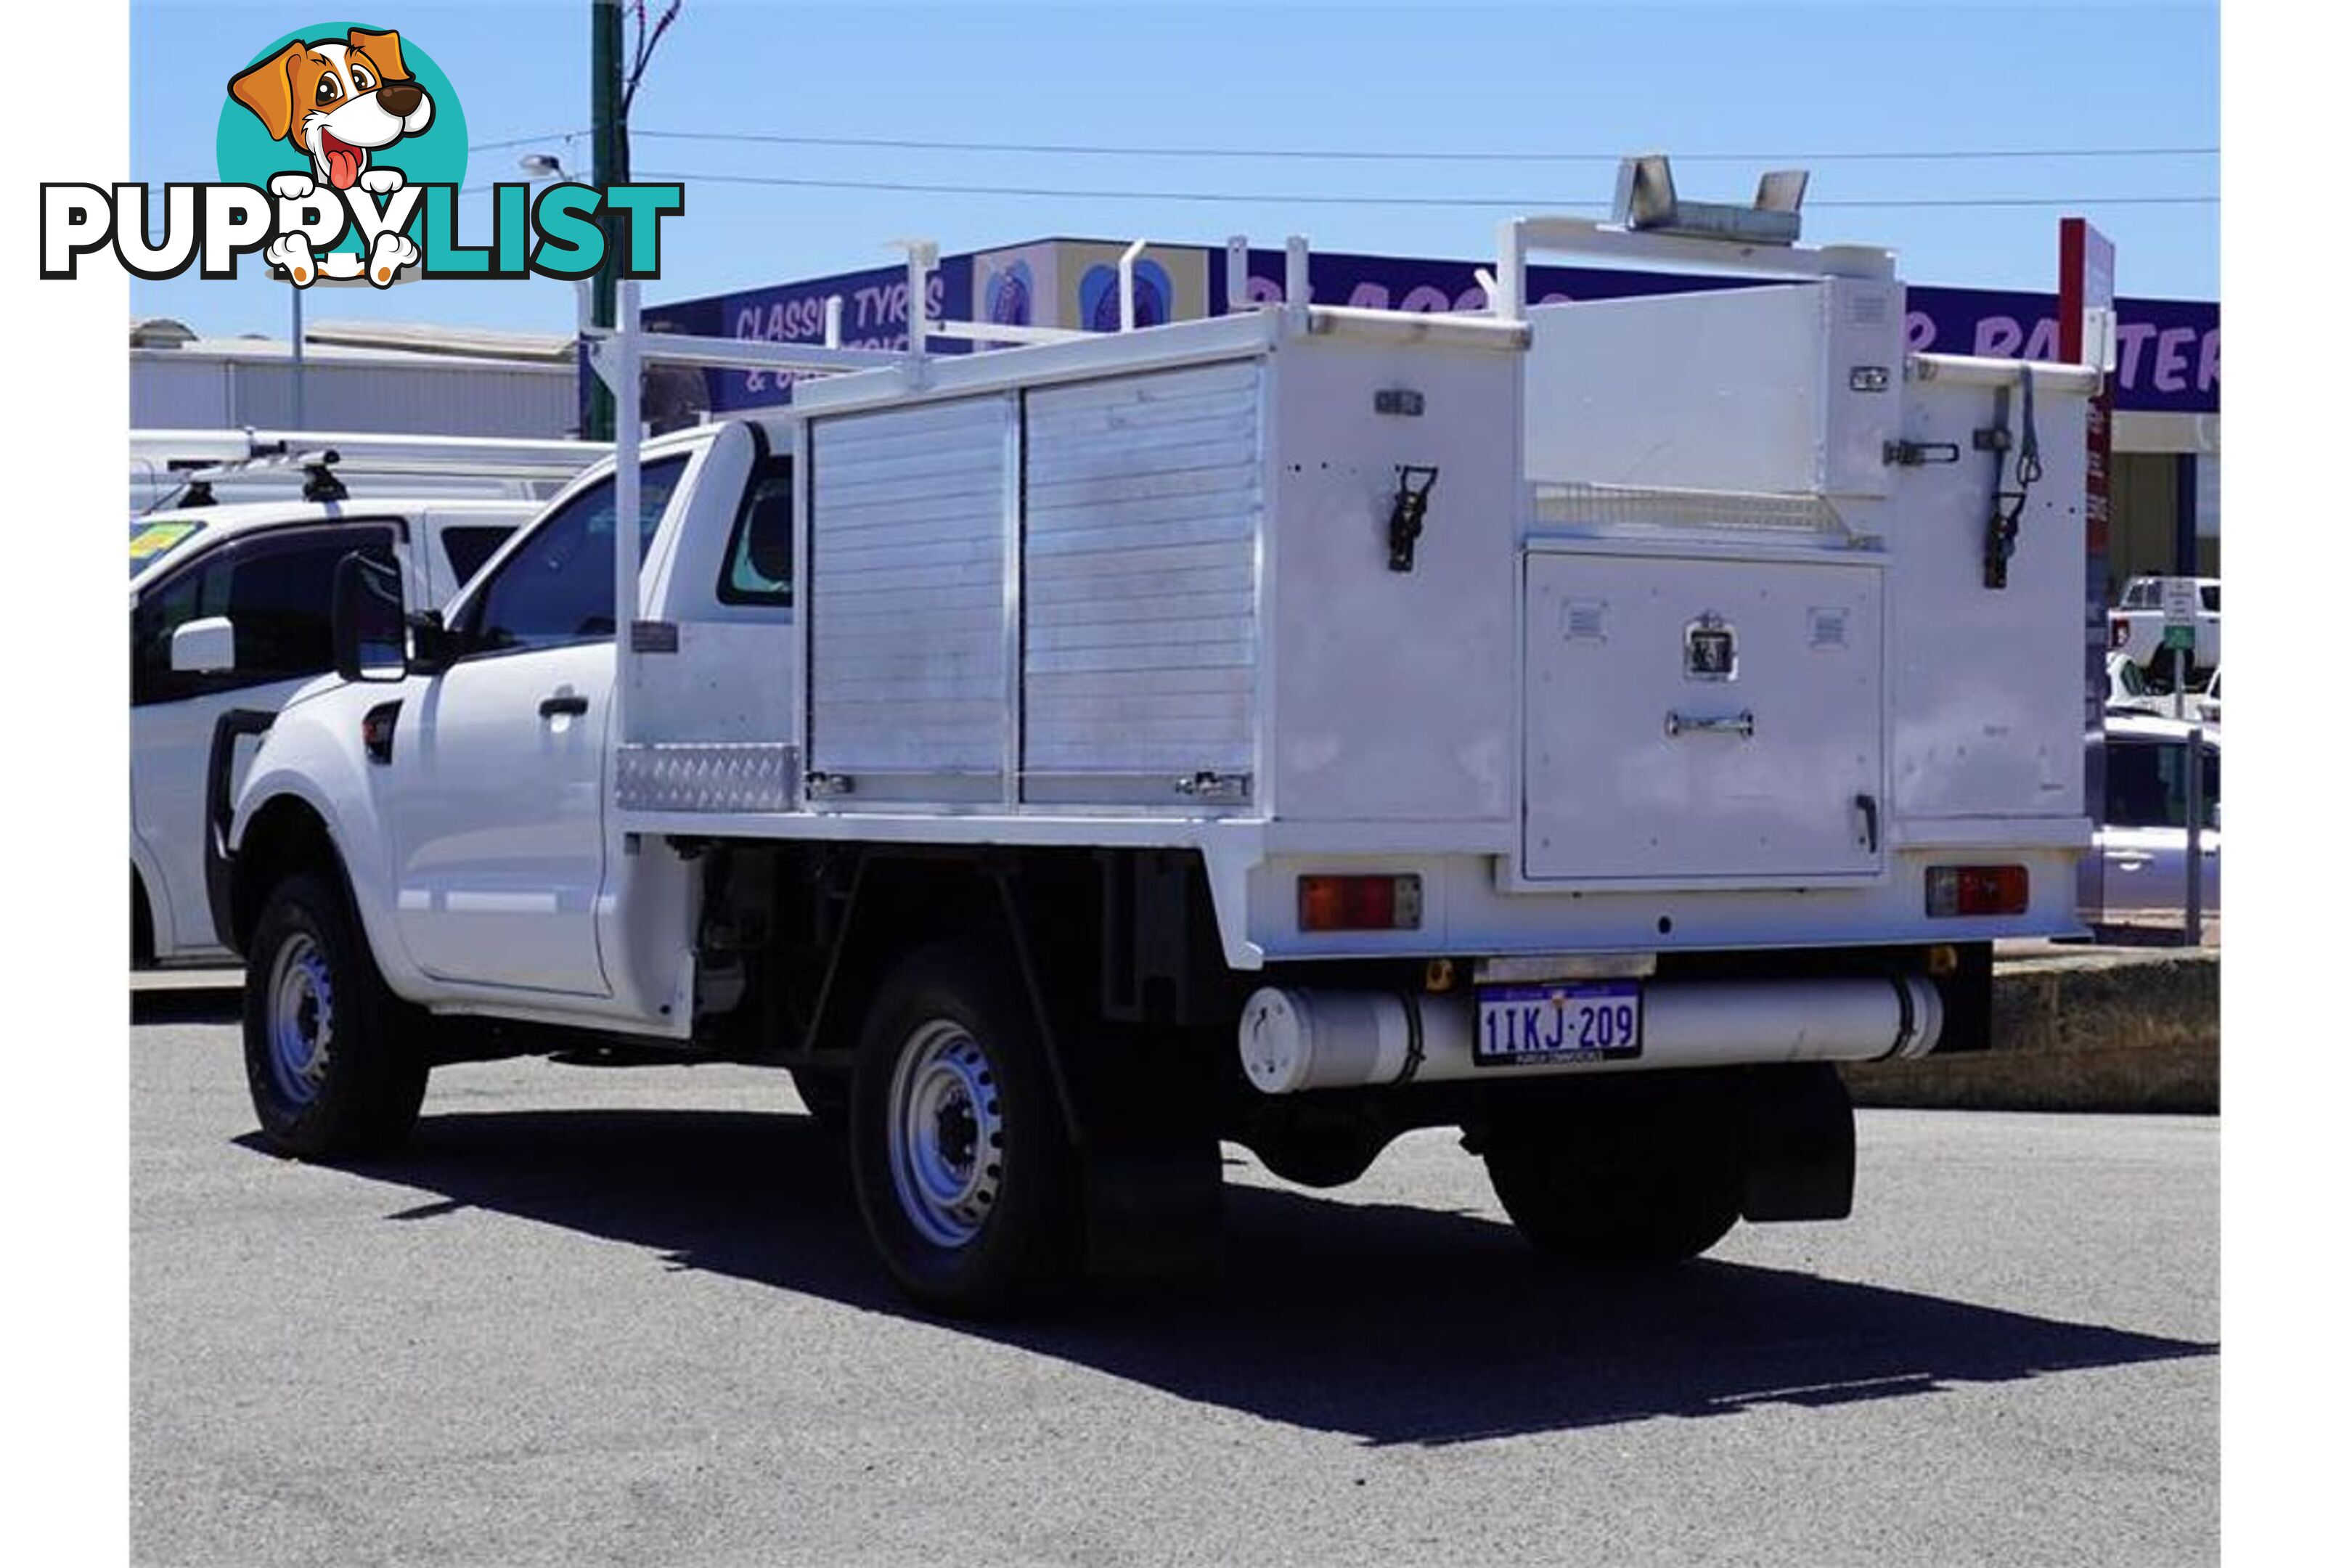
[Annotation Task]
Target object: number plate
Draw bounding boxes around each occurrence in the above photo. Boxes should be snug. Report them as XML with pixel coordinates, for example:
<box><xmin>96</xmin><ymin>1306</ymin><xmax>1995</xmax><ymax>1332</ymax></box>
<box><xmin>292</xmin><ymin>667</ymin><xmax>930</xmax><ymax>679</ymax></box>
<box><xmin>1473</xmin><ymin>981</ymin><xmax>1643</xmax><ymax>1066</ymax></box>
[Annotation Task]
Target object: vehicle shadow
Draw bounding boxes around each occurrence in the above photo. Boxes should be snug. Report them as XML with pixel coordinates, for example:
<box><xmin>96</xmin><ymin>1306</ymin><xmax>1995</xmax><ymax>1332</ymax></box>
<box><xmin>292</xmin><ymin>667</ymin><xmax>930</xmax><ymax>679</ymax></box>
<box><xmin>240</xmin><ymin>1106</ymin><xmax>2217</xmax><ymax>1447</ymax></box>
<box><xmin>131</xmin><ymin>987</ymin><xmax>242</xmax><ymax>1026</ymax></box>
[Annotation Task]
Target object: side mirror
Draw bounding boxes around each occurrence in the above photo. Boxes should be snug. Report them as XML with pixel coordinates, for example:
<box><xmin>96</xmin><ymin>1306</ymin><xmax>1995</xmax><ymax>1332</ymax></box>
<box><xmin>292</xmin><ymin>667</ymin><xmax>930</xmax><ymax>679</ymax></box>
<box><xmin>331</xmin><ymin>552</ymin><xmax>409</xmax><ymax>682</ymax></box>
<box><xmin>407</xmin><ymin>608</ymin><xmax>460</xmax><ymax>674</ymax></box>
<box><xmin>169</xmin><ymin>616</ymin><xmax>237</xmax><ymax>675</ymax></box>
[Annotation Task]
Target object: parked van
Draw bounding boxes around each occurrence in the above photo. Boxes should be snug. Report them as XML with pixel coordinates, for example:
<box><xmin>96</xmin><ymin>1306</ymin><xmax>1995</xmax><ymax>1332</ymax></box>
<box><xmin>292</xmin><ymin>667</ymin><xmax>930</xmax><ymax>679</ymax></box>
<box><xmin>131</xmin><ymin>498</ymin><xmax>539</xmax><ymax>965</ymax></box>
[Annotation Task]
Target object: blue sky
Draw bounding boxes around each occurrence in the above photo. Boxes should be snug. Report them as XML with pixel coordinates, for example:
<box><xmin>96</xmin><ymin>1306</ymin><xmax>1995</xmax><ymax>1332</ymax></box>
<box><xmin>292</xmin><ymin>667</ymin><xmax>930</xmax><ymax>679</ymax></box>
<box><xmin>131</xmin><ymin>0</ymin><xmax>2218</xmax><ymax>339</ymax></box>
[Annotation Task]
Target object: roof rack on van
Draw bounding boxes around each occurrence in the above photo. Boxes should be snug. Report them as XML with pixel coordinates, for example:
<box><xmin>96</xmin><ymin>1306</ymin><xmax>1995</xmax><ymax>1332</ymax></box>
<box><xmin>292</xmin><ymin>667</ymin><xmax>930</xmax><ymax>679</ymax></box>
<box><xmin>131</xmin><ymin>428</ymin><xmax>612</xmax><ymax>513</ymax></box>
<box><xmin>136</xmin><ymin>428</ymin><xmax>608</xmax><ymax>481</ymax></box>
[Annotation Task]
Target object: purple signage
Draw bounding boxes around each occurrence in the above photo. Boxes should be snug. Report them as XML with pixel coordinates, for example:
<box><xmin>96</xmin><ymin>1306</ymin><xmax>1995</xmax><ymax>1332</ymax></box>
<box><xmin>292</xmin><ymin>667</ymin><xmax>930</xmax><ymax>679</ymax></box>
<box><xmin>1901</xmin><ymin>286</ymin><xmax>2215</xmax><ymax>415</ymax></box>
<box><xmin>647</xmin><ymin>257</ymin><xmax>974</xmax><ymax>412</ymax></box>
<box><xmin>1205</xmin><ymin>245</ymin><xmax>2215</xmax><ymax>417</ymax></box>
<box><xmin>650</xmin><ymin>238</ymin><xmax>2216</xmax><ymax>417</ymax></box>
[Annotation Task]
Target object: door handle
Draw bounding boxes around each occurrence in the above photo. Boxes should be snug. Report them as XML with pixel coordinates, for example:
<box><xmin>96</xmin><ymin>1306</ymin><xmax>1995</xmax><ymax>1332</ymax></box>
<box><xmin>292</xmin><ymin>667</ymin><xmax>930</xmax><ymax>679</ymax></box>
<box><xmin>1663</xmin><ymin>710</ymin><xmax>1755</xmax><ymax>739</ymax></box>
<box><xmin>539</xmin><ymin>693</ymin><xmax>589</xmax><ymax>719</ymax></box>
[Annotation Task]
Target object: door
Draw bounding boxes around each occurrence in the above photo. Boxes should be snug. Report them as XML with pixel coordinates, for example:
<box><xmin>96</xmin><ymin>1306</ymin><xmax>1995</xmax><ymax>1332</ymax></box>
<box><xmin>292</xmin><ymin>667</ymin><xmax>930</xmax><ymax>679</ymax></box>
<box><xmin>387</xmin><ymin>460</ymin><xmax>686</xmax><ymax>995</ymax></box>
<box><xmin>1520</xmin><ymin>550</ymin><xmax>1886</xmax><ymax>883</ymax></box>
<box><xmin>131</xmin><ymin>523</ymin><xmax>397</xmax><ymax>957</ymax></box>
<box><xmin>806</xmin><ymin>396</ymin><xmax>1016</xmax><ymax>804</ymax></box>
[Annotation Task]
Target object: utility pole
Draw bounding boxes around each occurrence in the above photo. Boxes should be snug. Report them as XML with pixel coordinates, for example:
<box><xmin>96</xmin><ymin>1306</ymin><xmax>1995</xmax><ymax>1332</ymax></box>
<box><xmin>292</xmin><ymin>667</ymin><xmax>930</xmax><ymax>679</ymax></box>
<box><xmin>587</xmin><ymin>0</ymin><xmax>625</xmax><ymax>440</ymax></box>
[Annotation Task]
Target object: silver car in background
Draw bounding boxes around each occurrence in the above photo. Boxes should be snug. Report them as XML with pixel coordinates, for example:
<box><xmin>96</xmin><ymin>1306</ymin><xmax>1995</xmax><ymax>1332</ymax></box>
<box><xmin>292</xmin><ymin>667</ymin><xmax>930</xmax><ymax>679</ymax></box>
<box><xmin>2084</xmin><ymin>714</ymin><xmax>2220</xmax><ymax>925</ymax></box>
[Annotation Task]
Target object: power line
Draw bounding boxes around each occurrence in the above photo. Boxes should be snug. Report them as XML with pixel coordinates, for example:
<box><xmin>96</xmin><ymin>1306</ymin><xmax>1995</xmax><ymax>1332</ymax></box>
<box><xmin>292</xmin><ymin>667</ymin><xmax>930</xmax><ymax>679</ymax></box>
<box><xmin>466</xmin><ymin>129</ymin><xmax>587</xmax><ymax>155</ymax></box>
<box><xmin>634</xmin><ymin>128</ymin><xmax>2218</xmax><ymax>164</ymax></box>
<box><xmin>638</xmin><ymin>169</ymin><xmax>2218</xmax><ymax>211</ymax></box>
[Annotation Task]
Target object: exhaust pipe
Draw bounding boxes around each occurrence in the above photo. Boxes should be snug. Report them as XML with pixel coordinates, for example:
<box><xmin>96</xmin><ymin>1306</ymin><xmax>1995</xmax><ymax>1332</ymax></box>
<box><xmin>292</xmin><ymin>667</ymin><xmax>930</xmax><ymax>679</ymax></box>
<box><xmin>1238</xmin><ymin>976</ymin><xmax>1942</xmax><ymax>1095</ymax></box>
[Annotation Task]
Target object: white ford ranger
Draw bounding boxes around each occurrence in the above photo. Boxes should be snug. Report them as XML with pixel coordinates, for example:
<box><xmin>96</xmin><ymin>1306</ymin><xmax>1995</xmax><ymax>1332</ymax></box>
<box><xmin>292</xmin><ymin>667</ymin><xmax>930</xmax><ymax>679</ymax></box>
<box><xmin>213</xmin><ymin>208</ymin><xmax>2103</xmax><ymax>1315</ymax></box>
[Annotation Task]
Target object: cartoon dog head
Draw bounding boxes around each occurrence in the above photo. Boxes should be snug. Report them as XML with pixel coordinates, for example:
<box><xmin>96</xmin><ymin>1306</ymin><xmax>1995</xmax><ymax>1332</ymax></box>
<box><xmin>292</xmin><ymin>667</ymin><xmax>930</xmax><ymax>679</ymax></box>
<box><xmin>229</xmin><ymin>28</ymin><xmax>433</xmax><ymax>192</ymax></box>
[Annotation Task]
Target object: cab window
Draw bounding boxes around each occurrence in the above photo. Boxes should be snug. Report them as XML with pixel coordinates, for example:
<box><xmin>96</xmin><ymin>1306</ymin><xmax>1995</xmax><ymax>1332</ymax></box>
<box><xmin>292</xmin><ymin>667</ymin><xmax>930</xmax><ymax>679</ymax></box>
<box><xmin>465</xmin><ymin>457</ymin><xmax>687</xmax><ymax>655</ymax></box>
<box><xmin>717</xmin><ymin>457</ymin><xmax>793</xmax><ymax>607</ymax></box>
<box><xmin>131</xmin><ymin>526</ymin><xmax>397</xmax><ymax>706</ymax></box>
<box><xmin>2102</xmin><ymin>738</ymin><xmax>2220</xmax><ymax>831</ymax></box>
<box><xmin>439</xmin><ymin>525</ymin><xmax>517</xmax><ymax>588</ymax></box>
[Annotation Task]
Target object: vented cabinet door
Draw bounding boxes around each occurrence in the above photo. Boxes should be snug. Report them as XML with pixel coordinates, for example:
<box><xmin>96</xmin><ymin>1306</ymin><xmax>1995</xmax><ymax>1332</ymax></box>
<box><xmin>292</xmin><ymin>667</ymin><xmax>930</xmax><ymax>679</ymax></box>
<box><xmin>1021</xmin><ymin>362</ymin><xmax>1262</xmax><ymax>804</ymax></box>
<box><xmin>807</xmin><ymin>395</ymin><xmax>1014</xmax><ymax>802</ymax></box>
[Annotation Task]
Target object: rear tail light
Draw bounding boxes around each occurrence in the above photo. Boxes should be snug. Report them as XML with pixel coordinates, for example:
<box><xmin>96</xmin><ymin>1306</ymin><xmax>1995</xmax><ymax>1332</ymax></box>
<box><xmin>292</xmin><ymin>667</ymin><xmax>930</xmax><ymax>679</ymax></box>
<box><xmin>1298</xmin><ymin>874</ymin><xmax>1423</xmax><ymax>932</ymax></box>
<box><xmin>2109</xmin><ymin>616</ymin><xmax>2129</xmax><ymax>650</ymax></box>
<box><xmin>1926</xmin><ymin>865</ymin><xmax>2029</xmax><ymax>918</ymax></box>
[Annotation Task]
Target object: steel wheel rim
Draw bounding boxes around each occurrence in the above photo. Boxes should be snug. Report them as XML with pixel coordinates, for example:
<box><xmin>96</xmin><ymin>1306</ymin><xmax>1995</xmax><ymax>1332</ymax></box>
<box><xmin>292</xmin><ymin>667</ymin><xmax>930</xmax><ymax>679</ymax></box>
<box><xmin>266</xmin><ymin>931</ymin><xmax>334</xmax><ymax>1108</ymax></box>
<box><xmin>886</xmin><ymin>1019</ymin><xmax>1005</xmax><ymax>1249</ymax></box>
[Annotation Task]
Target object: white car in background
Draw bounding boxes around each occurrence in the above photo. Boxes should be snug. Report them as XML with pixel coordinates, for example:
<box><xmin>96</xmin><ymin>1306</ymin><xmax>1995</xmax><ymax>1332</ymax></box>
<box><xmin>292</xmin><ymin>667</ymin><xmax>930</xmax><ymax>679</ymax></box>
<box><xmin>2083</xmin><ymin>714</ymin><xmax>2220</xmax><ymax>925</ymax></box>
<box><xmin>2107</xmin><ymin>574</ymin><xmax>2220</xmax><ymax>679</ymax></box>
<box><xmin>131</xmin><ymin>499</ymin><xmax>535</xmax><ymax>965</ymax></box>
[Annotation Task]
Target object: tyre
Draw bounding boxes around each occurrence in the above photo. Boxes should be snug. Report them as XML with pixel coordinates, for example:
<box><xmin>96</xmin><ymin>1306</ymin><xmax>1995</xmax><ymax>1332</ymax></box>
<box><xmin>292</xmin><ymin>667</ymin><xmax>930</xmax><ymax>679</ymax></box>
<box><xmin>131</xmin><ymin>869</ymin><xmax>154</xmax><ymax>969</ymax></box>
<box><xmin>1482</xmin><ymin>1088</ymin><xmax>1739</xmax><ymax>1271</ymax></box>
<box><xmin>242</xmin><ymin>871</ymin><xmax>428</xmax><ymax>1159</ymax></box>
<box><xmin>848</xmin><ymin>942</ymin><xmax>1082</xmax><ymax>1315</ymax></box>
<box><xmin>789</xmin><ymin>1067</ymin><xmax>849</xmax><ymax>1134</ymax></box>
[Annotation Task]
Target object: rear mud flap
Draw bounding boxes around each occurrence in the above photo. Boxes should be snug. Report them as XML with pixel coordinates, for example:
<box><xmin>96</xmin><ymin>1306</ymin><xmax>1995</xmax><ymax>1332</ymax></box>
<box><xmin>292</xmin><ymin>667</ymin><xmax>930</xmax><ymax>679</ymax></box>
<box><xmin>203</xmin><ymin>708</ymin><xmax>278</xmax><ymax>960</ymax></box>
<box><xmin>1739</xmin><ymin>1063</ymin><xmax>1855</xmax><ymax>1222</ymax></box>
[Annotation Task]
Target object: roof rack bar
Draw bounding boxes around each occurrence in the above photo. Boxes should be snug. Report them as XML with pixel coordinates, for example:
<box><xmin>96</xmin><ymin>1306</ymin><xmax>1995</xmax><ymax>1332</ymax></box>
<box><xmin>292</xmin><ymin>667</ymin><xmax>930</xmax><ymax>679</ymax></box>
<box><xmin>1118</xmin><ymin>238</ymin><xmax>1148</xmax><ymax>332</ymax></box>
<box><xmin>613</xmin><ymin>278</ymin><xmax>643</xmax><ymax>749</ymax></box>
<box><xmin>901</xmin><ymin>240</ymin><xmax>936</xmax><ymax>377</ymax></box>
<box><xmin>928</xmin><ymin>319</ymin><xmax>1091</xmax><ymax>348</ymax></box>
<box><xmin>1284</xmin><ymin>235</ymin><xmax>1310</xmax><ymax>315</ymax></box>
<box><xmin>1490</xmin><ymin>214</ymin><xmax>1895</xmax><ymax>324</ymax></box>
<box><xmin>131</xmin><ymin>428</ymin><xmax>608</xmax><ymax>472</ymax></box>
<box><xmin>584</xmin><ymin>331</ymin><xmax>904</xmax><ymax>376</ymax></box>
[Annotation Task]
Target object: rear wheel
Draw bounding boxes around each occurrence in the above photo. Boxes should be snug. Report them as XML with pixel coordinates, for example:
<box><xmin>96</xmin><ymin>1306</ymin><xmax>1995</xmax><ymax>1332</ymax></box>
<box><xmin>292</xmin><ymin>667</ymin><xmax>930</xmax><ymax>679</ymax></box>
<box><xmin>1482</xmin><ymin>1085</ymin><xmax>1740</xmax><ymax>1271</ymax></box>
<box><xmin>242</xmin><ymin>871</ymin><xmax>427</xmax><ymax>1159</ymax></box>
<box><xmin>848</xmin><ymin>942</ymin><xmax>1082</xmax><ymax>1315</ymax></box>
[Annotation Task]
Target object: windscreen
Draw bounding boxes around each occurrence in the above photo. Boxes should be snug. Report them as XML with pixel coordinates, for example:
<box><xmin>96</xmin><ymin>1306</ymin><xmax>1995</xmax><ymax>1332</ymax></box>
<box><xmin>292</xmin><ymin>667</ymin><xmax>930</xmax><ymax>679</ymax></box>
<box><xmin>129</xmin><ymin>518</ymin><xmax>206</xmax><ymax>580</ymax></box>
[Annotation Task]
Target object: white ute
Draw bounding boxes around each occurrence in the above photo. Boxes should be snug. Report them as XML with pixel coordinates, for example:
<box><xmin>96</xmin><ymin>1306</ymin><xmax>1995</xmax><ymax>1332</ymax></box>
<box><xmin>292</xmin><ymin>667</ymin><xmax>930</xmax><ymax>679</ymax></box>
<box><xmin>132</xmin><ymin>494</ymin><xmax>542</xmax><ymax>964</ymax></box>
<box><xmin>216</xmin><ymin>176</ymin><xmax>2102</xmax><ymax>1314</ymax></box>
<box><xmin>134</xmin><ymin>435</ymin><xmax>605</xmax><ymax>965</ymax></box>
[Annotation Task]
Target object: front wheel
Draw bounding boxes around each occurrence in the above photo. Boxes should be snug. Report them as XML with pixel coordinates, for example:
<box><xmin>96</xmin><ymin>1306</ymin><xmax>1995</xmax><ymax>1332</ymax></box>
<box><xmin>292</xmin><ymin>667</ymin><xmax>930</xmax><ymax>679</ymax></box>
<box><xmin>788</xmin><ymin>1067</ymin><xmax>849</xmax><ymax>1134</ymax></box>
<box><xmin>848</xmin><ymin>943</ymin><xmax>1082</xmax><ymax>1315</ymax></box>
<box><xmin>242</xmin><ymin>871</ymin><xmax>427</xmax><ymax>1159</ymax></box>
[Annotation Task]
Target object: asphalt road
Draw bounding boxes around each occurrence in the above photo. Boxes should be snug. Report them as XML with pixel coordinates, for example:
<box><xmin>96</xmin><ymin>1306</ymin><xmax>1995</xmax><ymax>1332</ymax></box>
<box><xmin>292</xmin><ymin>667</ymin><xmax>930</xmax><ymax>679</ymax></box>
<box><xmin>131</xmin><ymin>989</ymin><xmax>2217</xmax><ymax>1567</ymax></box>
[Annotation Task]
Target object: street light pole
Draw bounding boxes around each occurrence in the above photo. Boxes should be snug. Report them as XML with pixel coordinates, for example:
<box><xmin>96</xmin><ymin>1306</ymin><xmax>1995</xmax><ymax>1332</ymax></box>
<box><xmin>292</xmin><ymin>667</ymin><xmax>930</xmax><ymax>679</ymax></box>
<box><xmin>290</xmin><ymin>279</ymin><xmax>306</xmax><ymax>430</ymax></box>
<box><xmin>587</xmin><ymin>0</ymin><xmax>624</xmax><ymax>440</ymax></box>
